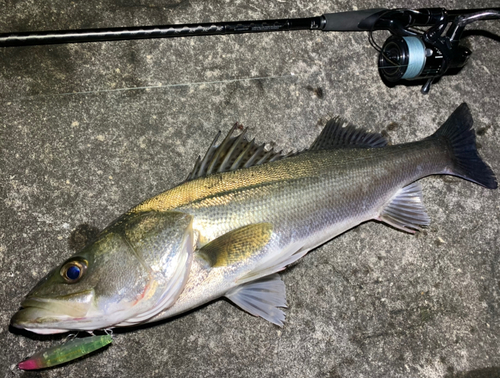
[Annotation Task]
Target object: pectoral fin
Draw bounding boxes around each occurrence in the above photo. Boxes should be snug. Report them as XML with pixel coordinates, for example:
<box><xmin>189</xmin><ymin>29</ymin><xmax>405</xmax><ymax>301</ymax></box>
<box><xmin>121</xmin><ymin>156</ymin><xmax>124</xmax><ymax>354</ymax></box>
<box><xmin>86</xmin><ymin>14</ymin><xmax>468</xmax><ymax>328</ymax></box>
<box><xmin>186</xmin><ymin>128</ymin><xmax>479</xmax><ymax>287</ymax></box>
<box><xmin>197</xmin><ymin>223</ymin><xmax>273</xmax><ymax>268</ymax></box>
<box><xmin>225</xmin><ymin>274</ymin><xmax>287</xmax><ymax>327</ymax></box>
<box><xmin>196</xmin><ymin>224</ymin><xmax>296</xmax><ymax>326</ymax></box>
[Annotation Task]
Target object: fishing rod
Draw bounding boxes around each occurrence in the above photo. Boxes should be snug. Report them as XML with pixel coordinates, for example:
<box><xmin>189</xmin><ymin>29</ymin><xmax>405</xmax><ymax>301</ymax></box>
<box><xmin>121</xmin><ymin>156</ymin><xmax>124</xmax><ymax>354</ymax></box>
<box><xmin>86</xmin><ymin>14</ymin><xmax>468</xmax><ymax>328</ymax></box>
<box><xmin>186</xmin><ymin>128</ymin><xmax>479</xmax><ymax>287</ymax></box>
<box><xmin>1</xmin><ymin>7</ymin><xmax>499</xmax><ymax>94</ymax></box>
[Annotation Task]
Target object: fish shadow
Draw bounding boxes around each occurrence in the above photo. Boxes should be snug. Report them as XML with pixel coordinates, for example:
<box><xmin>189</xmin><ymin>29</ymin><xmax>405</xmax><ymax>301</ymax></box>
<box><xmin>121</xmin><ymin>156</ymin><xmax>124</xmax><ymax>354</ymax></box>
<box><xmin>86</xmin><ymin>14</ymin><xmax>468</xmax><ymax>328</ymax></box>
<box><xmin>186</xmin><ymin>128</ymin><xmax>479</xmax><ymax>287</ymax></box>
<box><xmin>9</xmin><ymin>324</ymin><xmax>68</xmax><ymax>341</ymax></box>
<box><xmin>462</xmin><ymin>29</ymin><xmax>500</xmax><ymax>43</ymax></box>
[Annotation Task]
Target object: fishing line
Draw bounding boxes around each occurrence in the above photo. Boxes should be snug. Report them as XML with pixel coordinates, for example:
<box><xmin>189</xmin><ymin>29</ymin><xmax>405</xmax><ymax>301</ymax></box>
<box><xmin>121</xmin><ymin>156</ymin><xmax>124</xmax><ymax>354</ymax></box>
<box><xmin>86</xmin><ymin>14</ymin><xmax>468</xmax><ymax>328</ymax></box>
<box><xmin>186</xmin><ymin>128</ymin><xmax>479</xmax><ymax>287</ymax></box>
<box><xmin>369</xmin><ymin>30</ymin><xmax>406</xmax><ymax>72</ymax></box>
<box><xmin>1</xmin><ymin>7</ymin><xmax>499</xmax><ymax>95</ymax></box>
<box><xmin>401</xmin><ymin>37</ymin><xmax>426</xmax><ymax>79</ymax></box>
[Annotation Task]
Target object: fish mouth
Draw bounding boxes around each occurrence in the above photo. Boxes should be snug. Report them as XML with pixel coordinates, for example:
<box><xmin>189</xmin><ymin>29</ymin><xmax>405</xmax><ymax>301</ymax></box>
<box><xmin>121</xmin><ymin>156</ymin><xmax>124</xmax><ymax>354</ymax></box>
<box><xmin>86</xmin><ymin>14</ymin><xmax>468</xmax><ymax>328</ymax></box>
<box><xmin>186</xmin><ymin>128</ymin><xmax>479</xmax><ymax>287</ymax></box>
<box><xmin>11</xmin><ymin>292</ymin><xmax>93</xmax><ymax>334</ymax></box>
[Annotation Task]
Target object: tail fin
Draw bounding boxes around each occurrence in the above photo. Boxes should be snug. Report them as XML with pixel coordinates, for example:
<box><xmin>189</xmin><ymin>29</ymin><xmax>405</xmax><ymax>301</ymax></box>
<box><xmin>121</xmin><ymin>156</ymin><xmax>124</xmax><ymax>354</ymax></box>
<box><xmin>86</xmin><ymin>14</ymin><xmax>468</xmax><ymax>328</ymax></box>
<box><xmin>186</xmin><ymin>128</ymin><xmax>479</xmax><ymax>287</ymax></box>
<box><xmin>429</xmin><ymin>103</ymin><xmax>497</xmax><ymax>189</ymax></box>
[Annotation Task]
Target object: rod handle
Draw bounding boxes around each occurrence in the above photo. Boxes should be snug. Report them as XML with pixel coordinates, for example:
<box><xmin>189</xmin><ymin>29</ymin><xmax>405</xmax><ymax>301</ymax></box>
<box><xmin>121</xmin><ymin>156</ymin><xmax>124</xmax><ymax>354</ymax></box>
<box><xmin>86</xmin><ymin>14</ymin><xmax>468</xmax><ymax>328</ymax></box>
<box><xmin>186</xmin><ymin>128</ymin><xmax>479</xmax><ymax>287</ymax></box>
<box><xmin>321</xmin><ymin>9</ymin><xmax>387</xmax><ymax>31</ymax></box>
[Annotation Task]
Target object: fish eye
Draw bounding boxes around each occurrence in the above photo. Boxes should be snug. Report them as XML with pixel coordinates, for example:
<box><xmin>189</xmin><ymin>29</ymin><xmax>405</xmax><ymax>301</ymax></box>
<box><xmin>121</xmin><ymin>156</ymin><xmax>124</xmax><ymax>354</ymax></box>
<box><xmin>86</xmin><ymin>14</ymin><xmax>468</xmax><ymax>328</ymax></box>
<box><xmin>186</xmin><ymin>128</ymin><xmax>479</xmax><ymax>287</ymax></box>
<box><xmin>60</xmin><ymin>259</ymin><xmax>87</xmax><ymax>283</ymax></box>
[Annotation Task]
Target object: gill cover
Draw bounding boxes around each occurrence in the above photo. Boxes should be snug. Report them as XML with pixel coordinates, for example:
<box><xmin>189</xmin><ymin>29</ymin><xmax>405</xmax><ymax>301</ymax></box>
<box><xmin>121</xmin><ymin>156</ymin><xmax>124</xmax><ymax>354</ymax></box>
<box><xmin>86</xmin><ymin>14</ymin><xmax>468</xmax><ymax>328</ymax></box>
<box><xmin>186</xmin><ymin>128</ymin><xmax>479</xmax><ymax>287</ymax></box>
<box><xmin>12</xmin><ymin>211</ymin><xmax>194</xmax><ymax>333</ymax></box>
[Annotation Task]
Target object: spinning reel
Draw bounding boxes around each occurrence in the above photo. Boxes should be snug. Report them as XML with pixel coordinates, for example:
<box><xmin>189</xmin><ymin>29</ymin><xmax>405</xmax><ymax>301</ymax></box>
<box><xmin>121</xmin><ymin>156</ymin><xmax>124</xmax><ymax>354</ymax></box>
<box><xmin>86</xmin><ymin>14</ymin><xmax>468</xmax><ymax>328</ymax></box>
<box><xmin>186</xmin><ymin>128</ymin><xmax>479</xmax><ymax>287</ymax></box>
<box><xmin>360</xmin><ymin>8</ymin><xmax>500</xmax><ymax>93</ymax></box>
<box><xmin>1</xmin><ymin>7</ymin><xmax>499</xmax><ymax>94</ymax></box>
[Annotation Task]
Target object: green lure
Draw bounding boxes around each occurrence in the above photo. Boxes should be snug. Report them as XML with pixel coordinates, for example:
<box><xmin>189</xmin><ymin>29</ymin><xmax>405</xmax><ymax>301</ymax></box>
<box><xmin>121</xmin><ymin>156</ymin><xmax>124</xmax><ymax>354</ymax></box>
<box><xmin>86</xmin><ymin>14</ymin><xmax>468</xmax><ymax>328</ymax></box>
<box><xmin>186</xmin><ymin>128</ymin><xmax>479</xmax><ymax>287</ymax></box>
<box><xmin>18</xmin><ymin>334</ymin><xmax>112</xmax><ymax>370</ymax></box>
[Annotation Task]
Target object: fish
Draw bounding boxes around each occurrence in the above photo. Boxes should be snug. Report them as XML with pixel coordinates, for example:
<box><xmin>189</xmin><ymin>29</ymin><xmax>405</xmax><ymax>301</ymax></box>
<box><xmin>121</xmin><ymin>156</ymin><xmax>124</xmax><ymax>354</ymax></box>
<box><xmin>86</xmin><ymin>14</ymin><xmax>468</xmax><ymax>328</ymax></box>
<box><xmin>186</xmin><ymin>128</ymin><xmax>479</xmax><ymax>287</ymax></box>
<box><xmin>17</xmin><ymin>334</ymin><xmax>113</xmax><ymax>370</ymax></box>
<box><xmin>10</xmin><ymin>103</ymin><xmax>497</xmax><ymax>334</ymax></box>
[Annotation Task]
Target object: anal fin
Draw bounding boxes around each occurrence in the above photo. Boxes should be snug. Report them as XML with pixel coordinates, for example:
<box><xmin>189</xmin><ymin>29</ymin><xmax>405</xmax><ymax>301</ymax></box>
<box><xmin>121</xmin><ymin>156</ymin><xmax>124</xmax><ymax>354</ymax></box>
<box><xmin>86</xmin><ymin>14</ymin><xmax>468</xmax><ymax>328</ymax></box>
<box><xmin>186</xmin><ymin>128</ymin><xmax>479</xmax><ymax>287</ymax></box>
<box><xmin>225</xmin><ymin>274</ymin><xmax>287</xmax><ymax>327</ymax></box>
<box><xmin>378</xmin><ymin>181</ymin><xmax>431</xmax><ymax>233</ymax></box>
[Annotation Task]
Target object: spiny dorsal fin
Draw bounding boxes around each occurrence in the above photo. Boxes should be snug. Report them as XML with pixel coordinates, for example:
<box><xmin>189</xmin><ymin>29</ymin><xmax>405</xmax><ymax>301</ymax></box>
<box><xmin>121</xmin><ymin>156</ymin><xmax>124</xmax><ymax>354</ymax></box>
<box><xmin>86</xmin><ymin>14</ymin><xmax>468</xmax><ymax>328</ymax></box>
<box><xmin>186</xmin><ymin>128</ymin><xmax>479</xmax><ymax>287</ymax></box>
<box><xmin>310</xmin><ymin>117</ymin><xmax>387</xmax><ymax>150</ymax></box>
<box><xmin>186</xmin><ymin>123</ymin><xmax>293</xmax><ymax>181</ymax></box>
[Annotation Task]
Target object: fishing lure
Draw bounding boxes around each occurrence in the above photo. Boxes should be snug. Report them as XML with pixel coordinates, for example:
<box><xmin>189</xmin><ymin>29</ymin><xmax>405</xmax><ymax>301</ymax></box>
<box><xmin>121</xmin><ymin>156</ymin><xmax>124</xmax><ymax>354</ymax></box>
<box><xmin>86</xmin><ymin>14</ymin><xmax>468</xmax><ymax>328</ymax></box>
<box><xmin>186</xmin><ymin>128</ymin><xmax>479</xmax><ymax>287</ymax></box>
<box><xmin>18</xmin><ymin>334</ymin><xmax>113</xmax><ymax>370</ymax></box>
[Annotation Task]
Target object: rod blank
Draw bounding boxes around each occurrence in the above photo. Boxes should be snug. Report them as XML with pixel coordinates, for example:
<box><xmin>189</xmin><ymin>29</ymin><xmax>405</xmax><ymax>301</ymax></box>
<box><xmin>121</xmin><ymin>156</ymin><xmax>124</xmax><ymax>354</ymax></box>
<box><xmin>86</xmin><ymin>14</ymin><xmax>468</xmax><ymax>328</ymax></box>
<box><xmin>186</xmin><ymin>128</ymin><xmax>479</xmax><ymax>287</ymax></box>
<box><xmin>0</xmin><ymin>18</ymin><xmax>323</xmax><ymax>47</ymax></box>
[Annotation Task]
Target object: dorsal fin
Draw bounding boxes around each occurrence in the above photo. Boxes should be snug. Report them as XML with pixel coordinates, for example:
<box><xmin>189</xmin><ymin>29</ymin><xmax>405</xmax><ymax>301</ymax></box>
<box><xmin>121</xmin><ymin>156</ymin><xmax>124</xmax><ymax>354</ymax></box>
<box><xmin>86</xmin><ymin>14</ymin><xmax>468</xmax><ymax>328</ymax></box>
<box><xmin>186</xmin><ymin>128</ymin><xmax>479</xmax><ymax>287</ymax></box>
<box><xmin>186</xmin><ymin>123</ymin><xmax>293</xmax><ymax>181</ymax></box>
<box><xmin>310</xmin><ymin>117</ymin><xmax>387</xmax><ymax>150</ymax></box>
<box><xmin>186</xmin><ymin>118</ymin><xmax>386</xmax><ymax>180</ymax></box>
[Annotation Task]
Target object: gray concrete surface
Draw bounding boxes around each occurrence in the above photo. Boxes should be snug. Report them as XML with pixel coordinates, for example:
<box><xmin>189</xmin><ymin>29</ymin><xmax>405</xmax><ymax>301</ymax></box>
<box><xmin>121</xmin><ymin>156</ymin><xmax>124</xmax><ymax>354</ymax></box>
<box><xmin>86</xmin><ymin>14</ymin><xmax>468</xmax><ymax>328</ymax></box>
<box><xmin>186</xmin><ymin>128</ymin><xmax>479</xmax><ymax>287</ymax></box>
<box><xmin>1</xmin><ymin>0</ymin><xmax>499</xmax><ymax>377</ymax></box>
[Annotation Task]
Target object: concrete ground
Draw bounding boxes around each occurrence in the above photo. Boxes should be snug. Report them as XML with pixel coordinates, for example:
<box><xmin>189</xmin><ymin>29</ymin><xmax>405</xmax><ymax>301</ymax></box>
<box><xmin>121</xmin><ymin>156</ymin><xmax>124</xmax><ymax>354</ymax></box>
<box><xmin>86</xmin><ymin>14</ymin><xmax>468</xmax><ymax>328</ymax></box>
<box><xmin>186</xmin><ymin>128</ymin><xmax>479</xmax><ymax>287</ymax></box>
<box><xmin>1</xmin><ymin>0</ymin><xmax>499</xmax><ymax>377</ymax></box>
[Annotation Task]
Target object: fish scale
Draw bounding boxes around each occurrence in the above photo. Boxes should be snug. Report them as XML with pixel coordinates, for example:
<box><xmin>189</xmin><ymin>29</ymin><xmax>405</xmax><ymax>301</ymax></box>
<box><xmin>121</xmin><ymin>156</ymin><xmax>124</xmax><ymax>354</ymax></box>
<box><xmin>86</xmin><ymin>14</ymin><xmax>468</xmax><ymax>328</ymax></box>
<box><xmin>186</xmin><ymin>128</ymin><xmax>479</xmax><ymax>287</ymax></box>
<box><xmin>172</xmin><ymin>144</ymin><xmax>438</xmax><ymax>246</ymax></box>
<box><xmin>149</xmin><ymin>117</ymin><xmax>492</xmax><ymax>321</ymax></box>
